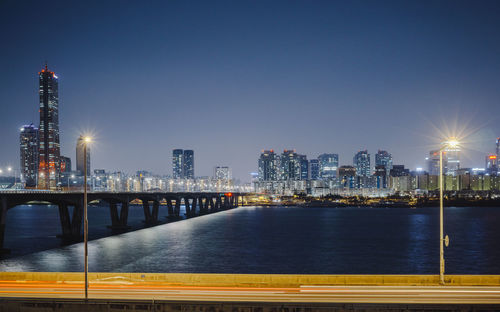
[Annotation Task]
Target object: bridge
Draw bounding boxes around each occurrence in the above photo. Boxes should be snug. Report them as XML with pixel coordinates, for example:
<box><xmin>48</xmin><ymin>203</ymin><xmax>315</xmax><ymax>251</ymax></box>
<box><xmin>0</xmin><ymin>191</ymin><xmax>248</xmax><ymax>251</ymax></box>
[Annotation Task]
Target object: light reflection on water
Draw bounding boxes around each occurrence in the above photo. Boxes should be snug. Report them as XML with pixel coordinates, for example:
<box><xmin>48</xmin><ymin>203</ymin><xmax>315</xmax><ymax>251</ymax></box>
<box><xmin>0</xmin><ymin>206</ymin><xmax>499</xmax><ymax>274</ymax></box>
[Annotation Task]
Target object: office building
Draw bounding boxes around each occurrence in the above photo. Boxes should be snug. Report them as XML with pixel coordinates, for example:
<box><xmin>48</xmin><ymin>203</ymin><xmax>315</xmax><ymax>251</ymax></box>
<box><xmin>309</xmin><ymin>159</ymin><xmax>320</xmax><ymax>180</ymax></box>
<box><xmin>60</xmin><ymin>156</ymin><xmax>71</xmax><ymax>173</ymax></box>
<box><xmin>486</xmin><ymin>155</ymin><xmax>498</xmax><ymax>175</ymax></box>
<box><xmin>375</xmin><ymin>150</ymin><xmax>392</xmax><ymax>175</ymax></box>
<box><xmin>318</xmin><ymin>154</ymin><xmax>339</xmax><ymax>179</ymax></box>
<box><xmin>353</xmin><ymin>150</ymin><xmax>370</xmax><ymax>176</ymax></box>
<box><xmin>280</xmin><ymin>150</ymin><xmax>301</xmax><ymax>180</ymax></box>
<box><xmin>258</xmin><ymin>150</ymin><xmax>278</xmax><ymax>181</ymax></box>
<box><xmin>214</xmin><ymin>166</ymin><xmax>231</xmax><ymax>180</ymax></box>
<box><xmin>172</xmin><ymin>149</ymin><xmax>184</xmax><ymax>179</ymax></box>
<box><xmin>390</xmin><ymin>165</ymin><xmax>410</xmax><ymax>177</ymax></box>
<box><xmin>183</xmin><ymin>150</ymin><xmax>195</xmax><ymax>179</ymax></box>
<box><xmin>19</xmin><ymin>124</ymin><xmax>39</xmax><ymax>187</ymax></box>
<box><xmin>172</xmin><ymin>149</ymin><xmax>195</xmax><ymax>179</ymax></box>
<box><xmin>37</xmin><ymin>64</ymin><xmax>61</xmax><ymax>189</ymax></box>
<box><xmin>497</xmin><ymin>137</ymin><xmax>500</xmax><ymax>158</ymax></box>
<box><xmin>338</xmin><ymin>165</ymin><xmax>356</xmax><ymax>188</ymax></box>
<box><xmin>299</xmin><ymin>155</ymin><xmax>308</xmax><ymax>180</ymax></box>
<box><xmin>445</xmin><ymin>145</ymin><xmax>460</xmax><ymax>176</ymax></box>
<box><xmin>76</xmin><ymin>135</ymin><xmax>91</xmax><ymax>176</ymax></box>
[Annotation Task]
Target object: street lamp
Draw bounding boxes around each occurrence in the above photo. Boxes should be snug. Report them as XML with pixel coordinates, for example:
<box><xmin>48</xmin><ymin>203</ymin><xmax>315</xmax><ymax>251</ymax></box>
<box><xmin>83</xmin><ymin>136</ymin><xmax>91</xmax><ymax>299</ymax></box>
<box><xmin>439</xmin><ymin>138</ymin><xmax>459</xmax><ymax>285</ymax></box>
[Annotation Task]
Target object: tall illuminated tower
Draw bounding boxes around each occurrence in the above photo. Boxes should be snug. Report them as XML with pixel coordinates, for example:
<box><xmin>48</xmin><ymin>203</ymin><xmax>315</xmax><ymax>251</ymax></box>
<box><xmin>20</xmin><ymin>124</ymin><xmax>39</xmax><ymax>187</ymax></box>
<box><xmin>37</xmin><ymin>64</ymin><xmax>61</xmax><ymax>189</ymax></box>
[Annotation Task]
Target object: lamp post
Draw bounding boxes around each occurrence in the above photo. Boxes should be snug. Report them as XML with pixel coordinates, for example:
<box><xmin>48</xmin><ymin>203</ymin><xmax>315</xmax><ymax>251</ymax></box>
<box><xmin>83</xmin><ymin>136</ymin><xmax>91</xmax><ymax>299</ymax></box>
<box><xmin>439</xmin><ymin>138</ymin><xmax>459</xmax><ymax>285</ymax></box>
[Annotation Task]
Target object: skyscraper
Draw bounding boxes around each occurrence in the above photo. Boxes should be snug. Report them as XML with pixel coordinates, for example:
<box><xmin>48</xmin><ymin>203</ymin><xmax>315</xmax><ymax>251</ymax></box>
<box><xmin>485</xmin><ymin>155</ymin><xmax>497</xmax><ymax>175</ymax></box>
<box><xmin>496</xmin><ymin>137</ymin><xmax>499</xmax><ymax>159</ymax></box>
<box><xmin>172</xmin><ymin>149</ymin><xmax>195</xmax><ymax>179</ymax></box>
<box><xmin>375</xmin><ymin>150</ymin><xmax>393</xmax><ymax>176</ymax></box>
<box><xmin>76</xmin><ymin>135</ymin><xmax>91</xmax><ymax>176</ymax></box>
<box><xmin>309</xmin><ymin>159</ymin><xmax>320</xmax><ymax>180</ymax></box>
<box><xmin>353</xmin><ymin>150</ymin><xmax>370</xmax><ymax>177</ymax></box>
<box><xmin>20</xmin><ymin>124</ymin><xmax>39</xmax><ymax>187</ymax></box>
<box><xmin>318</xmin><ymin>154</ymin><xmax>339</xmax><ymax>179</ymax></box>
<box><xmin>258</xmin><ymin>150</ymin><xmax>278</xmax><ymax>181</ymax></box>
<box><xmin>299</xmin><ymin>155</ymin><xmax>309</xmax><ymax>180</ymax></box>
<box><xmin>37</xmin><ymin>64</ymin><xmax>61</xmax><ymax>189</ymax></box>
<box><xmin>183</xmin><ymin>150</ymin><xmax>195</xmax><ymax>179</ymax></box>
<box><xmin>444</xmin><ymin>145</ymin><xmax>460</xmax><ymax>176</ymax></box>
<box><xmin>172</xmin><ymin>149</ymin><xmax>184</xmax><ymax>179</ymax></box>
<box><xmin>280</xmin><ymin>150</ymin><xmax>301</xmax><ymax>180</ymax></box>
<box><xmin>427</xmin><ymin>150</ymin><xmax>442</xmax><ymax>175</ymax></box>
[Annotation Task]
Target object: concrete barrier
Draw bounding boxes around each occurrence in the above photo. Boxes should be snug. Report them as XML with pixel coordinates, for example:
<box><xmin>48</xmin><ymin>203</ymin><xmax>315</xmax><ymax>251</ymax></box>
<box><xmin>0</xmin><ymin>272</ymin><xmax>499</xmax><ymax>286</ymax></box>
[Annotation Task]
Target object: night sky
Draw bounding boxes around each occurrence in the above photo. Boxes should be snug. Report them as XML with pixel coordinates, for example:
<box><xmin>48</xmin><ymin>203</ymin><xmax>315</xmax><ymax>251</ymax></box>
<box><xmin>1</xmin><ymin>0</ymin><xmax>499</xmax><ymax>181</ymax></box>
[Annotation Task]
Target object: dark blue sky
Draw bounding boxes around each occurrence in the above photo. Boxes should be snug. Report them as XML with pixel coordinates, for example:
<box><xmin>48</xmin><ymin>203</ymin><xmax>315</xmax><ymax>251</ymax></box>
<box><xmin>1</xmin><ymin>0</ymin><xmax>499</xmax><ymax>181</ymax></box>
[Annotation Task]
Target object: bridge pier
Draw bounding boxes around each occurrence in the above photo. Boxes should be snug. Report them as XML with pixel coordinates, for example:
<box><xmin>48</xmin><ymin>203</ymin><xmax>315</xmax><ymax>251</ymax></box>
<box><xmin>108</xmin><ymin>201</ymin><xmax>130</xmax><ymax>230</ymax></box>
<box><xmin>184</xmin><ymin>197</ymin><xmax>198</xmax><ymax>218</ymax></box>
<box><xmin>57</xmin><ymin>200</ymin><xmax>83</xmax><ymax>241</ymax></box>
<box><xmin>142</xmin><ymin>200</ymin><xmax>160</xmax><ymax>225</ymax></box>
<box><xmin>215</xmin><ymin>196</ymin><xmax>222</xmax><ymax>211</ymax></box>
<box><xmin>166</xmin><ymin>197</ymin><xmax>181</xmax><ymax>220</ymax></box>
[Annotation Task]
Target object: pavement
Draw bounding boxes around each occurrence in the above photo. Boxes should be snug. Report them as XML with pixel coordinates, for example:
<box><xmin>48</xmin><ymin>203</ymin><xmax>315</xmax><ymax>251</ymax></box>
<box><xmin>0</xmin><ymin>281</ymin><xmax>499</xmax><ymax>304</ymax></box>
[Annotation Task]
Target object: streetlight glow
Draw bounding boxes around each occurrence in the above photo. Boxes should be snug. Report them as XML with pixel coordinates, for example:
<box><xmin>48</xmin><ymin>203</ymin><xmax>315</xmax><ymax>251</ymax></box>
<box><xmin>84</xmin><ymin>136</ymin><xmax>92</xmax><ymax>143</ymax></box>
<box><xmin>445</xmin><ymin>138</ymin><xmax>460</xmax><ymax>149</ymax></box>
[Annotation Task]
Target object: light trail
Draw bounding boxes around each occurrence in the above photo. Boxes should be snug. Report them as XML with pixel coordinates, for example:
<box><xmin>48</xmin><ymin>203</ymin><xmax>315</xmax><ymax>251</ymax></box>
<box><xmin>0</xmin><ymin>281</ymin><xmax>499</xmax><ymax>304</ymax></box>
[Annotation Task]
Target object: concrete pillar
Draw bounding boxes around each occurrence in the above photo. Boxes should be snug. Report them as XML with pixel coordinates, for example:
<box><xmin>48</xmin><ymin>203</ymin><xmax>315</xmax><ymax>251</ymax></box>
<box><xmin>191</xmin><ymin>197</ymin><xmax>197</xmax><ymax>216</ymax></box>
<box><xmin>58</xmin><ymin>203</ymin><xmax>72</xmax><ymax>237</ymax></box>
<box><xmin>166</xmin><ymin>198</ymin><xmax>174</xmax><ymax>217</ymax></box>
<box><xmin>184</xmin><ymin>197</ymin><xmax>191</xmax><ymax>216</ymax></box>
<box><xmin>142</xmin><ymin>200</ymin><xmax>152</xmax><ymax>222</ymax></box>
<box><xmin>216</xmin><ymin>196</ymin><xmax>222</xmax><ymax>211</ymax></box>
<box><xmin>70</xmin><ymin>200</ymin><xmax>83</xmax><ymax>238</ymax></box>
<box><xmin>109</xmin><ymin>202</ymin><xmax>120</xmax><ymax>227</ymax></box>
<box><xmin>174</xmin><ymin>197</ymin><xmax>181</xmax><ymax>217</ymax></box>
<box><xmin>120</xmin><ymin>202</ymin><xmax>129</xmax><ymax>227</ymax></box>
<box><xmin>152</xmin><ymin>201</ymin><xmax>159</xmax><ymax>221</ymax></box>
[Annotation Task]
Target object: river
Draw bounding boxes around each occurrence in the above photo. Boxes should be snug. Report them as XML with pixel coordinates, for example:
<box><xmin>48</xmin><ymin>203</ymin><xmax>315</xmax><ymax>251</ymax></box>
<box><xmin>0</xmin><ymin>205</ymin><xmax>498</xmax><ymax>274</ymax></box>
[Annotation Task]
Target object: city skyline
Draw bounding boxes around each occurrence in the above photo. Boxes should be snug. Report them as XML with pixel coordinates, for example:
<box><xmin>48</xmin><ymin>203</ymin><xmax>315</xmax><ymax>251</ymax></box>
<box><xmin>1</xmin><ymin>1</ymin><xmax>500</xmax><ymax>181</ymax></box>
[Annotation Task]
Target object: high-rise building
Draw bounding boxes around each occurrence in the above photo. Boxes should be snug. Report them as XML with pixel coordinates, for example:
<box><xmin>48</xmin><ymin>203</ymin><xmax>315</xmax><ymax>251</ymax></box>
<box><xmin>258</xmin><ymin>150</ymin><xmax>278</xmax><ymax>181</ymax></box>
<box><xmin>183</xmin><ymin>150</ymin><xmax>195</xmax><ymax>179</ymax></box>
<box><xmin>172</xmin><ymin>149</ymin><xmax>195</xmax><ymax>179</ymax></box>
<box><xmin>214</xmin><ymin>166</ymin><xmax>231</xmax><ymax>180</ymax></box>
<box><xmin>338</xmin><ymin>165</ymin><xmax>356</xmax><ymax>188</ymax></box>
<box><xmin>172</xmin><ymin>149</ymin><xmax>184</xmax><ymax>179</ymax></box>
<box><xmin>20</xmin><ymin>124</ymin><xmax>39</xmax><ymax>187</ymax></box>
<box><xmin>390</xmin><ymin>165</ymin><xmax>409</xmax><ymax>177</ymax></box>
<box><xmin>60</xmin><ymin>156</ymin><xmax>72</xmax><ymax>173</ymax></box>
<box><xmin>299</xmin><ymin>155</ymin><xmax>308</xmax><ymax>180</ymax></box>
<box><xmin>427</xmin><ymin>150</ymin><xmax>442</xmax><ymax>175</ymax></box>
<box><xmin>375</xmin><ymin>150</ymin><xmax>392</xmax><ymax>175</ymax></box>
<box><xmin>76</xmin><ymin>135</ymin><xmax>91</xmax><ymax>176</ymax></box>
<box><xmin>37</xmin><ymin>64</ymin><xmax>61</xmax><ymax>189</ymax></box>
<box><xmin>318</xmin><ymin>154</ymin><xmax>338</xmax><ymax>179</ymax></box>
<box><xmin>444</xmin><ymin>145</ymin><xmax>460</xmax><ymax>176</ymax></box>
<box><xmin>353</xmin><ymin>150</ymin><xmax>370</xmax><ymax>176</ymax></box>
<box><xmin>485</xmin><ymin>155</ymin><xmax>497</xmax><ymax>175</ymax></box>
<box><xmin>280</xmin><ymin>150</ymin><xmax>301</xmax><ymax>180</ymax></box>
<box><xmin>497</xmin><ymin>137</ymin><xmax>500</xmax><ymax>158</ymax></box>
<box><xmin>309</xmin><ymin>159</ymin><xmax>320</xmax><ymax>180</ymax></box>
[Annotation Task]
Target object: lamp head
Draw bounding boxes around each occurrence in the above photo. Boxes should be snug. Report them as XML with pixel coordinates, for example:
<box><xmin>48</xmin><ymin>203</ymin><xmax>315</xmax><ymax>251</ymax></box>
<box><xmin>84</xmin><ymin>136</ymin><xmax>92</xmax><ymax>143</ymax></box>
<box><xmin>446</xmin><ymin>138</ymin><xmax>460</xmax><ymax>148</ymax></box>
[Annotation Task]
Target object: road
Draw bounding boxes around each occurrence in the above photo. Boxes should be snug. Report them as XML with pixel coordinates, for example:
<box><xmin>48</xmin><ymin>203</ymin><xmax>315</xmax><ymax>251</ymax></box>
<box><xmin>0</xmin><ymin>281</ymin><xmax>499</xmax><ymax>304</ymax></box>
